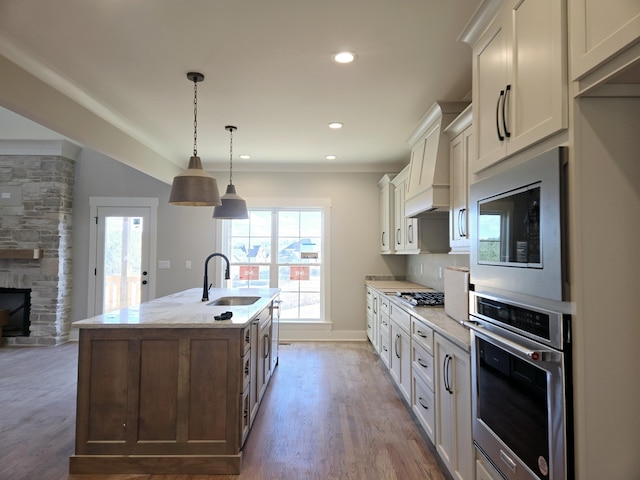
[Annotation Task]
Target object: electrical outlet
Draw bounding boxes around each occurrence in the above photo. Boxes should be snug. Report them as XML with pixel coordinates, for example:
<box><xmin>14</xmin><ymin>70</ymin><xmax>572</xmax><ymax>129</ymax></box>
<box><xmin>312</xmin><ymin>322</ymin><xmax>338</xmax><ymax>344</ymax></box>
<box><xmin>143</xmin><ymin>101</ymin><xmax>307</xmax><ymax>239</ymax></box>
<box><xmin>158</xmin><ymin>260</ymin><xmax>171</xmax><ymax>269</ymax></box>
<box><xmin>185</xmin><ymin>260</ymin><xmax>191</xmax><ymax>270</ymax></box>
<box><xmin>420</xmin><ymin>264</ymin><xmax>423</xmax><ymax>275</ymax></box>
<box><xmin>438</xmin><ymin>267</ymin><xmax>443</xmax><ymax>279</ymax></box>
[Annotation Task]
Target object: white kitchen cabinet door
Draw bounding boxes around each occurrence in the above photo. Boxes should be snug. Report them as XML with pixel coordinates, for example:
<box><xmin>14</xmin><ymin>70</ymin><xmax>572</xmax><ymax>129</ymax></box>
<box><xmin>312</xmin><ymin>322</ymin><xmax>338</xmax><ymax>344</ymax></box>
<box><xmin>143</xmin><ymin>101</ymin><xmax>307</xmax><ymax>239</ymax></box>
<box><xmin>435</xmin><ymin>334</ymin><xmax>473</xmax><ymax>480</ymax></box>
<box><xmin>472</xmin><ymin>12</ymin><xmax>509</xmax><ymax>170</ymax></box>
<box><xmin>472</xmin><ymin>0</ymin><xmax>567</xmax><ymax>172</ymax></box>
<box><xmin>412</xmin><ymin>372</ymin><xmax>436</xmax><ymax>442</ymax></box>
<box><xmin>379</xmin><ymin>316</ymin><xmax>391</xmax><ymax>368</ymax></box>
<box><xmin>570</xmin><ymin>0</ymin><xmax>640</xmax><ymax>81</ymax></box>
<box><xmin>392</xmin><ymin>171</ymin><xmax>407</xmax><ymax>252</ymax></box>
<box><xmin>391</xmin><ymin>165</ymin><xmax>422</xmax><ymax>254</ymax></box>
<box><xmin>366</xmin><ymin>287</ymin><xmax>380</xmax><ymax>352</ymax></box>
<box><xmin>449</xmin><ymin>125</ymin><xmax>472</xmax><ymax>254</ymax></box>
<box><xmin>378</xmin><ymin>175</ymin><xmax>395</xmax><ymax>254</ymax></box>
<box><xmin>389</xmin><ymin>313</ymin><xmax>412</xmax><ymax>404</ymax></box>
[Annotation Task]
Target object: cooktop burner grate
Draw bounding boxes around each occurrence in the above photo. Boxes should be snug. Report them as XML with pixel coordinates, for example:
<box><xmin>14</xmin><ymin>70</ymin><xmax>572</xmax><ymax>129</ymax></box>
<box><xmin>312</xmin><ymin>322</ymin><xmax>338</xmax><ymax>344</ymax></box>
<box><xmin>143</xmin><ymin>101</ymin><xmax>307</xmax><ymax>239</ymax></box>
<box><xmin>396</xmin><ymin>291</ymin><xmax>445</xmax><ymax>306</ymax></box>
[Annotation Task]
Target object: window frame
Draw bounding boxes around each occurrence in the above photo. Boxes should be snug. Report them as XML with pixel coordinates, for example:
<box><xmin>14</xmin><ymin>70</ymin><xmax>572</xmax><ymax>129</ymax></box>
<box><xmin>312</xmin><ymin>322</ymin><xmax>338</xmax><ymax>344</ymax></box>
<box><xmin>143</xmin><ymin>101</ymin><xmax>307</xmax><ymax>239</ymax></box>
<box><xmin>215</xmin><ymin>197</ymin><xmax>331</xmax><ymax>324</ymax></box>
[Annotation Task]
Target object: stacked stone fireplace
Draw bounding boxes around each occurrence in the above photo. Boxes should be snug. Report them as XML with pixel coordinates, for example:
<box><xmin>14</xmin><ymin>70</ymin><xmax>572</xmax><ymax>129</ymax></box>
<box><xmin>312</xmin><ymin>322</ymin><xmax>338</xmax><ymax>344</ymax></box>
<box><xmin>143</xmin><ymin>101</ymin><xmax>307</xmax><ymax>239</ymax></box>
<box><xmin>0</xmin><ymin>145</ymin><xmax>75</xmax><ymax>346</ymax></box>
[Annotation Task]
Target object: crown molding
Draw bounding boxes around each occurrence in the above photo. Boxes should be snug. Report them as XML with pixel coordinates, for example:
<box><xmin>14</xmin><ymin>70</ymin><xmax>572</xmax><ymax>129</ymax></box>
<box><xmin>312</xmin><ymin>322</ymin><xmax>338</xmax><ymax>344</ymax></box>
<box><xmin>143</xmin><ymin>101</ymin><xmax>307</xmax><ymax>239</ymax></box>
<box><xmin>0</xmin><ymin>139</ymin><xmax>81</xmax><ymax>159</ymax></box>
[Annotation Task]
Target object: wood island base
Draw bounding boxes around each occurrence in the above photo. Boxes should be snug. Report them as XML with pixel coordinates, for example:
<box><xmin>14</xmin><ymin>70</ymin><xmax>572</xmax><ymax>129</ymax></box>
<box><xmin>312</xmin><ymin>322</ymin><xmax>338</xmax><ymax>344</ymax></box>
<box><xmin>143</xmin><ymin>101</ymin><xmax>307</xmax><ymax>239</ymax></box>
<box><xmin>69</xmin><ymin>453</ymin><xmax>242</xmax><ymax>475</ymax></box>
<box><xmin>69</xmin><ymin>289</ymin><xmax>279</xmax><ymax>476</ymax></box>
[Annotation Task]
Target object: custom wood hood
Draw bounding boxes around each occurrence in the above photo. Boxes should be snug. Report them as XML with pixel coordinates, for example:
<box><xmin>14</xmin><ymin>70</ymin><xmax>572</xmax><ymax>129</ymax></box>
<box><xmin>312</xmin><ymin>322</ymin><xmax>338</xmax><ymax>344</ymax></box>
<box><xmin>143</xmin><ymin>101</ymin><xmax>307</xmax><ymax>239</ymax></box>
<box><xmin>0</xmin><ymin>249</ymin><xmax>43</xmax><ymax>259</ymax></box>
<box><xmin>405</xmin><ymin>101</ymin><xmax>469</xmax><ymax>217</ymax></box>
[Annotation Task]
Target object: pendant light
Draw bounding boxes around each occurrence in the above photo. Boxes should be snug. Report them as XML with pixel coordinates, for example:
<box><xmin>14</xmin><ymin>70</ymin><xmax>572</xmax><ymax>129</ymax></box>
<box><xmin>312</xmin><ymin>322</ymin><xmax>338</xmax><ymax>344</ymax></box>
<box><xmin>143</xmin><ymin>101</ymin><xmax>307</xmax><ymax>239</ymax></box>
<box><xmin>169</xmin><ymin>72</ymin><xmax>221</xmax><ymax>206</ymax></box>
<box><xmin>212</xmin><ymin>125</ymin><xmax>249</xmax><ymax>219</ymax></box>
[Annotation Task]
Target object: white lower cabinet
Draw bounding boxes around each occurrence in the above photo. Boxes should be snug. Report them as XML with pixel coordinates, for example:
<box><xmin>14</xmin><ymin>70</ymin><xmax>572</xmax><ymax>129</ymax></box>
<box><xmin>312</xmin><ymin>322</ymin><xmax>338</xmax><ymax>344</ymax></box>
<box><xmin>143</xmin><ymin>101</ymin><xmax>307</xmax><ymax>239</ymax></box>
<box><xmin>412</xmin><ymin>372</ymin><xmax>436</xmax><ymax>442</ymax></box>
<box><xmin>389</xmin><ymin>303</ymin><xmax>412</xmax><ymax>403</ymax></box>
<box><xmin>365</xmin><ymin>286</ymin><xmax>475</xmax><ymax>480</ymax></box>
<box><xmin>366</xmin><ymin>286</ymin><xmax>380</xmax><ymax>352</ymax></box>
<box><xmin>379</xmin><ymin>311</ymin><xmax>391</xmax><ymax>368</ymax></box>
<box><xmin>435</xmin><ymin>333</ymin><xmax>474</xmax><ymax>480</ymax></box>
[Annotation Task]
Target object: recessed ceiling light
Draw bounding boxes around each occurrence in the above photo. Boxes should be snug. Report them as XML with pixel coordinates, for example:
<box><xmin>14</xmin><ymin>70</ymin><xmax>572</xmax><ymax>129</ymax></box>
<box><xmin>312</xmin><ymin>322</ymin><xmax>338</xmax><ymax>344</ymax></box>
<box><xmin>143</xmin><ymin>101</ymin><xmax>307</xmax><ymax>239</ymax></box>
<box><xmin>328</xmin><ymin>122</ymin><xmax>343</xmax><ymax>129</ymax></box>
<box><xmin>325</xmin><ymin>155</ymin><xmax>337</xmax><ymax>160</ymax></box>
<box><xmin>239</xmin><ymin>154</ymin><xmax>251</xmax><ymax>160</ymax></box>
<box><xmin>333</xmin><ymin>51</ymin><xmax>356</xmax><ymax>64</ymax></box>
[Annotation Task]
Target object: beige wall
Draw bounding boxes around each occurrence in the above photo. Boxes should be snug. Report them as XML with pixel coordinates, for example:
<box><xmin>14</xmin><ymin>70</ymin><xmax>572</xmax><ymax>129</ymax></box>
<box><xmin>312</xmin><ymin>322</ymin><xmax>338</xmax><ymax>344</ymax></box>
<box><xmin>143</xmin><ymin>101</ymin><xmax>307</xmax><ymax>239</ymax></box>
<box><xmin>72</xmin><ymin>149</ymin><xmax>407</xmax><ymax>340</ymax></box>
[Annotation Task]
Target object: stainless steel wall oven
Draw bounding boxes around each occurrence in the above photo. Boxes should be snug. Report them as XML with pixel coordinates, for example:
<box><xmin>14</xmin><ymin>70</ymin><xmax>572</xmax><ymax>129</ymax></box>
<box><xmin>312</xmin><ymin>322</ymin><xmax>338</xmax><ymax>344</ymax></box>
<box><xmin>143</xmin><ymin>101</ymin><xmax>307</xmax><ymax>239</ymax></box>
<box><xmin>465</xmin><ymin>291</ymin><xmax>573</xmax><ymax>480</ymax></box>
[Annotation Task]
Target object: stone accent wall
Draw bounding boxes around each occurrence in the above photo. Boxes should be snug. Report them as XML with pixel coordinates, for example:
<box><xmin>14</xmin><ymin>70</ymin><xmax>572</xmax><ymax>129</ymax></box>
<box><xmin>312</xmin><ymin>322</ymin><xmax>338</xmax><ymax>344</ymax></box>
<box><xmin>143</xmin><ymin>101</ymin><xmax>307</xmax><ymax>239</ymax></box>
<box><xmin>0</xmin><ymin>153</ymin><xmax>75</xmax><ymax>346</ymax></box>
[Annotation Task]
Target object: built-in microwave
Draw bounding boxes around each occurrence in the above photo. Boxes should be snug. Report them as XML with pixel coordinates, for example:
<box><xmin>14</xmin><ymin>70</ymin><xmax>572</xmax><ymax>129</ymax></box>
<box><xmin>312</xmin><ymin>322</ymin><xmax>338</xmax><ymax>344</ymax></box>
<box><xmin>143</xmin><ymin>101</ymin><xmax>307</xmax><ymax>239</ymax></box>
<box><xmin>469</xmin><ymin>147</ymin><xmax>568</xmax><ymax>302</ymax></box>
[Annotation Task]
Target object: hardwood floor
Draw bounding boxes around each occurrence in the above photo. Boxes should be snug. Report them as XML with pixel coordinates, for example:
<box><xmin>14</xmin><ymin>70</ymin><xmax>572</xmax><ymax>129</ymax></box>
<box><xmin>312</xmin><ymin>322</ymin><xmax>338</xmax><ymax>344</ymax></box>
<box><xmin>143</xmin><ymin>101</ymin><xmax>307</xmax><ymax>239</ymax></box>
<box><xmin>0</xmin><ymin>341</ymin><xmax>447</xmax><ymax>480</ymax></box>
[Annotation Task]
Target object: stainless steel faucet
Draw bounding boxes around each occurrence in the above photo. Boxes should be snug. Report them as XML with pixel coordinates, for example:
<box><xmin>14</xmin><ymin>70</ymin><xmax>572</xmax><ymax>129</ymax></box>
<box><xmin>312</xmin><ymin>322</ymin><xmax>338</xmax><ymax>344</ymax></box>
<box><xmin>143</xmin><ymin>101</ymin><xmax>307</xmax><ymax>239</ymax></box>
<box><xmin>202</xmin><ymin>253</ymin><xmax>231</xmax><ymax>301</ymax></box>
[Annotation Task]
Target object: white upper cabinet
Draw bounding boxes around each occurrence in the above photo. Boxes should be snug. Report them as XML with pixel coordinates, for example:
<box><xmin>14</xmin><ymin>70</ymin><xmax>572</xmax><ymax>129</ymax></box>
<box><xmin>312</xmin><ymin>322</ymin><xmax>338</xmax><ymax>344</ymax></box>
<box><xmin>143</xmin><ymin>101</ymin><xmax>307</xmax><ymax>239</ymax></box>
<box><xmin>378</xmin><ymin>175</ymin><xmax>395</xmax><ymax>255</ymax></box>
<box><xmin>444</xmin><ymin>105</ymin><xmax>473</xmax><ymax>254</ymax></box>
<box><xmin>570</xmin><ymin>0</ymin><xmax>640</xmax><ymax>83</ymax></box>
<box><xmin>392</xmin><ymin>165</ymin><xmax>421</xmax><ymax>254</ymax></box>
<box><xmin>470</xmin><ymin>0</ymin><xmax>567</xmax><ymax>172</ymax></box>
<box><xmin>392</xmin><ymin>168</ymin><xmax>408</xmax><ymax>252</ymax></box>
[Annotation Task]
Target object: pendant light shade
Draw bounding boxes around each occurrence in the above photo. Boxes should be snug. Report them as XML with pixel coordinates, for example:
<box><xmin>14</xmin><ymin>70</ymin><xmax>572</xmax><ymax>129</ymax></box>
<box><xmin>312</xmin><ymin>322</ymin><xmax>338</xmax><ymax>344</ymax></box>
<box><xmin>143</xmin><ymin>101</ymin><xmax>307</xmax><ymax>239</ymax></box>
<box><xmin>213</xmin><ymin>125</ymin><xmax>248</xmax><ymax>219</ymax></box>
<box><xmin>169</xmin><ymin>155</ymin><xmax>220</xmax><ymax>206</ymax></box>
<box><xmin>169</xmin><ymin>72</ymin><xmax>221</xmax><ymax>206</ymax></box>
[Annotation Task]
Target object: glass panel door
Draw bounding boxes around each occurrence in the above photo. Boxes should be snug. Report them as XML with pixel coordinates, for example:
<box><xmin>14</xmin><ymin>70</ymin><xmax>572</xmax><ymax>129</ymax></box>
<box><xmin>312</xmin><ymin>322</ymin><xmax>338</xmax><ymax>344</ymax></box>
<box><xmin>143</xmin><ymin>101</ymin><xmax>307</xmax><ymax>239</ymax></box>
<box><xmin>95</xmin><ymin>206</ymin><xmax>151</xmax><ymax>314</ymax></box>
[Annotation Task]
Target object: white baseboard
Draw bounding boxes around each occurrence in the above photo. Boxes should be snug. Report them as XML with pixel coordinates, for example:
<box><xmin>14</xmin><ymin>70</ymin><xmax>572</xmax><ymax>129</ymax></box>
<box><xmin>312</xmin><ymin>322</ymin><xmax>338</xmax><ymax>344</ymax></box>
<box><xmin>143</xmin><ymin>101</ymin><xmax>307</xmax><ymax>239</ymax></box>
<box><xmin>69</xmin><ymin>327</ymin><xmax>79</xmax><ymax>341</ymax></box>
<box><xmin>278</xmin><ymin>322</ymin><xmax>366</xmax><ymax>342</ymax></box>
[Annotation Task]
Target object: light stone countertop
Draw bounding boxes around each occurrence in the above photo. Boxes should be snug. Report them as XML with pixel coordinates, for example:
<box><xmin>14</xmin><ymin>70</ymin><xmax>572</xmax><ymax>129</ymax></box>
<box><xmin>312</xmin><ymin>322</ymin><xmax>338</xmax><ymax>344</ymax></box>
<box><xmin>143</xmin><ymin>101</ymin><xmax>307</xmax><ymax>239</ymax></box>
<box><xmin>366</xmin><ymin>280</ymin><xmax>470</xmax><ymax>351</ymax></box>
<box><xmin>73</xmin><ymin>287</ymin><xmax>281</xmax><ymax>329</ymax></box>
<box><xmin>365</xmin><ymin>279</ymin><xmax>435</xmax><ymax>293</ymax></box>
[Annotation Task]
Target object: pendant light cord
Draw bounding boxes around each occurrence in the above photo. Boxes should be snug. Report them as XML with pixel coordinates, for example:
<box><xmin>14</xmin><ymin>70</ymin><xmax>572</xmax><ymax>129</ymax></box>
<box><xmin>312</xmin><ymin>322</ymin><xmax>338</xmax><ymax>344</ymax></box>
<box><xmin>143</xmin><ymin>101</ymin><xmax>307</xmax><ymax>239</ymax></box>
<box><xmin>228</xmin><ymin>127</ymin><xmax>234</xmax><ymax>185</ymax></box>
<box><xmin>193</xmin><ymin>79</ymin><xmax>198</xmax><ymax>157</ymax></box>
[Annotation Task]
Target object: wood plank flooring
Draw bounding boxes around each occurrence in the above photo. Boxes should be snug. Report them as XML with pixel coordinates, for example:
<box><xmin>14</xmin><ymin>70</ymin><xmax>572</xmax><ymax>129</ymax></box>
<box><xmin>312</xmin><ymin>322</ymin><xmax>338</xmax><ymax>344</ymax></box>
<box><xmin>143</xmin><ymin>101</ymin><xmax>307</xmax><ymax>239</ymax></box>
<box><xmin>0</xmin><ymin>341</ymin><xmax>447</xmax><ymax>480</ymax></box>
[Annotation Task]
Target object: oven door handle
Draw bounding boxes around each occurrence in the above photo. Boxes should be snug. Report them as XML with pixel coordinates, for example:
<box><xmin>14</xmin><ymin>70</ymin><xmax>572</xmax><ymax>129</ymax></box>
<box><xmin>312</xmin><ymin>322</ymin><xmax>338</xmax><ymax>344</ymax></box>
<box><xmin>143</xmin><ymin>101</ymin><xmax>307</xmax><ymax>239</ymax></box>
<box><xmin>463</xmin><ymin>320</ymin><xmax>561</xmax><ymax>362</ymax></box>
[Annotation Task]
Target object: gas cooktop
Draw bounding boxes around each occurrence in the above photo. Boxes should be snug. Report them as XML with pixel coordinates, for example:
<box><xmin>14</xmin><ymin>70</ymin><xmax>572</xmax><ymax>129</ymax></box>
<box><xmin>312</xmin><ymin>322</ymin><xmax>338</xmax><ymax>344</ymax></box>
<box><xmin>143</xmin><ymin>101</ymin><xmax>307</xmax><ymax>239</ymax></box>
<box><xmin>396</xmin><ymin>291</ymin><xmax>445</xmax><ymax>306</ymax></box>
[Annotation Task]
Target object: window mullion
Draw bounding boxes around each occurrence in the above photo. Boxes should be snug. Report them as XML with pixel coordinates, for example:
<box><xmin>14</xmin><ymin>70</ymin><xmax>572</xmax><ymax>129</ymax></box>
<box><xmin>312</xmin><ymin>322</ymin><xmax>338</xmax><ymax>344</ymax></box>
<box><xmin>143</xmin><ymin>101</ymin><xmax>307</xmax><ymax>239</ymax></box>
<box><xmin>270</xmin><ymin>209</ymin><xmax>278</xmax><ymax>288</ymax></box>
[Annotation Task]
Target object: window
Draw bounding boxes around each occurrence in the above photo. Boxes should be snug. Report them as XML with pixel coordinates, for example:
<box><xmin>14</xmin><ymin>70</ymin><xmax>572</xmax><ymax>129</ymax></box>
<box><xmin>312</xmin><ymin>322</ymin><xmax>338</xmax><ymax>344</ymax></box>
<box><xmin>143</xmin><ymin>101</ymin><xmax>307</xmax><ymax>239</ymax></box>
<box><xmin>221</xmin><ymin>204</ymin><xmax>327</xmax><ymax>322</ymax></box>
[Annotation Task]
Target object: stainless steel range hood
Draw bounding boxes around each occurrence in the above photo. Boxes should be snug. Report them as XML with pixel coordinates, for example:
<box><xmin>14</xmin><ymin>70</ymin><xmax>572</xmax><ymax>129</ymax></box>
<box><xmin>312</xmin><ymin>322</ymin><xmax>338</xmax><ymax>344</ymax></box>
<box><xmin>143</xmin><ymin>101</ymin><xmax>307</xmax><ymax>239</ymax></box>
<box><xmin>405</xmin><ymin>101</ymin><xmax>469</xmax><ymax>217</ymax></box>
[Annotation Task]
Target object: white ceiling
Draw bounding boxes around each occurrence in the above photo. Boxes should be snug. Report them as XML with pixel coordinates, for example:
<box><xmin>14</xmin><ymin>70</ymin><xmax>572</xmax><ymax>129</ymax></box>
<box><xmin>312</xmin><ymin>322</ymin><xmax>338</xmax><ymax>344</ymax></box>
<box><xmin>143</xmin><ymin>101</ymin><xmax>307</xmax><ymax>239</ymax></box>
<box><xmin>0</xmin><ymin>0</ymin><xmax>480</xmax><ymax>178</ymax></box>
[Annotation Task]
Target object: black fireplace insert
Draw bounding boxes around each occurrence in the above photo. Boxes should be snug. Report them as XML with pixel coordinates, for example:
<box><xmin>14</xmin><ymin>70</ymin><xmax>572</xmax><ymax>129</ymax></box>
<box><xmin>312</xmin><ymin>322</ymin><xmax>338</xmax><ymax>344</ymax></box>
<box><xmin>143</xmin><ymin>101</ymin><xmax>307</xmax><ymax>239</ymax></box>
<box><xmin>0</xmin><ymin>287</ymin><xmax>31</xmax><ymax>337</ymax></box>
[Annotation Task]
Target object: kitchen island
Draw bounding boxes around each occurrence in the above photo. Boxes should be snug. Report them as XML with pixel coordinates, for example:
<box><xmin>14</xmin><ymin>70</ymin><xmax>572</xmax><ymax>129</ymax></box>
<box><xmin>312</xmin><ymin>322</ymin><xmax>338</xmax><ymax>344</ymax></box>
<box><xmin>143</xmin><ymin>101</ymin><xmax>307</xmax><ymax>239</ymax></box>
<box><xmin>69</xmin><ymin>287</ymin><xmax>280</xmax><ymax>475</ymax></box>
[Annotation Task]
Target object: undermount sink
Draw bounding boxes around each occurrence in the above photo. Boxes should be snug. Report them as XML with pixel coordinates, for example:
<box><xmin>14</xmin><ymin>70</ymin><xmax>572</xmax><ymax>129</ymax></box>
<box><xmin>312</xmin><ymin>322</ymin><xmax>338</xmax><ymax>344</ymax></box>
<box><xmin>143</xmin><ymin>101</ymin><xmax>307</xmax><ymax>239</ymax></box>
<box><xmin>207</xmin><ymin>296</ymin><xmax>261</xmax><ymax>306</ymax></box>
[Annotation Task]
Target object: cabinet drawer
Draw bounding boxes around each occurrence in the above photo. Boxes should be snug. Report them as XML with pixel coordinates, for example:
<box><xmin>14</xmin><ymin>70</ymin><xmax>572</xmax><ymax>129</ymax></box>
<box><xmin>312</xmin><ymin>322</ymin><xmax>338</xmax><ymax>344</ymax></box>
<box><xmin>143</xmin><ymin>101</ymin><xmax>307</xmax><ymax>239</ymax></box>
<box><xmin>379</xmin><ymin>312</ymin><xmax>390</xmax><ymax>331</ymax></box>
<box><xmin>412</xmin><ymin>372</ymin><xmax>435</xmax><ymax>442</ymax></box>
<box><xmin>411</xmin><ymin>318</ymin><xmax>433</xmax><ymax>354</ymax></box>
<box><xmin>243</xmin><ymin>325</ymin><xmax>252</xmax><ymax>355</ymax></box>
<box><xmin>253</xmin><ymin>304</ymin><xmax>271</xmax><ymax>329</ymax></box>
<box><xmin>242</xmin><ymin>354</ymin><xmax>251</xmax><ymax>392</ymax></box>
<box><xmin>412</xmin><ymin>341</ymin><xmax>434</xmax><ymax>391</ymax></box>
<box><xmin>379</xmin><ymin>294</ymin><xmax>391</xmax><ymax>316</ymax></box>
<box><xmin>389</xmin><ymin>302</ymin><xmax>410</xmax><ymax>333</ymax></box>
